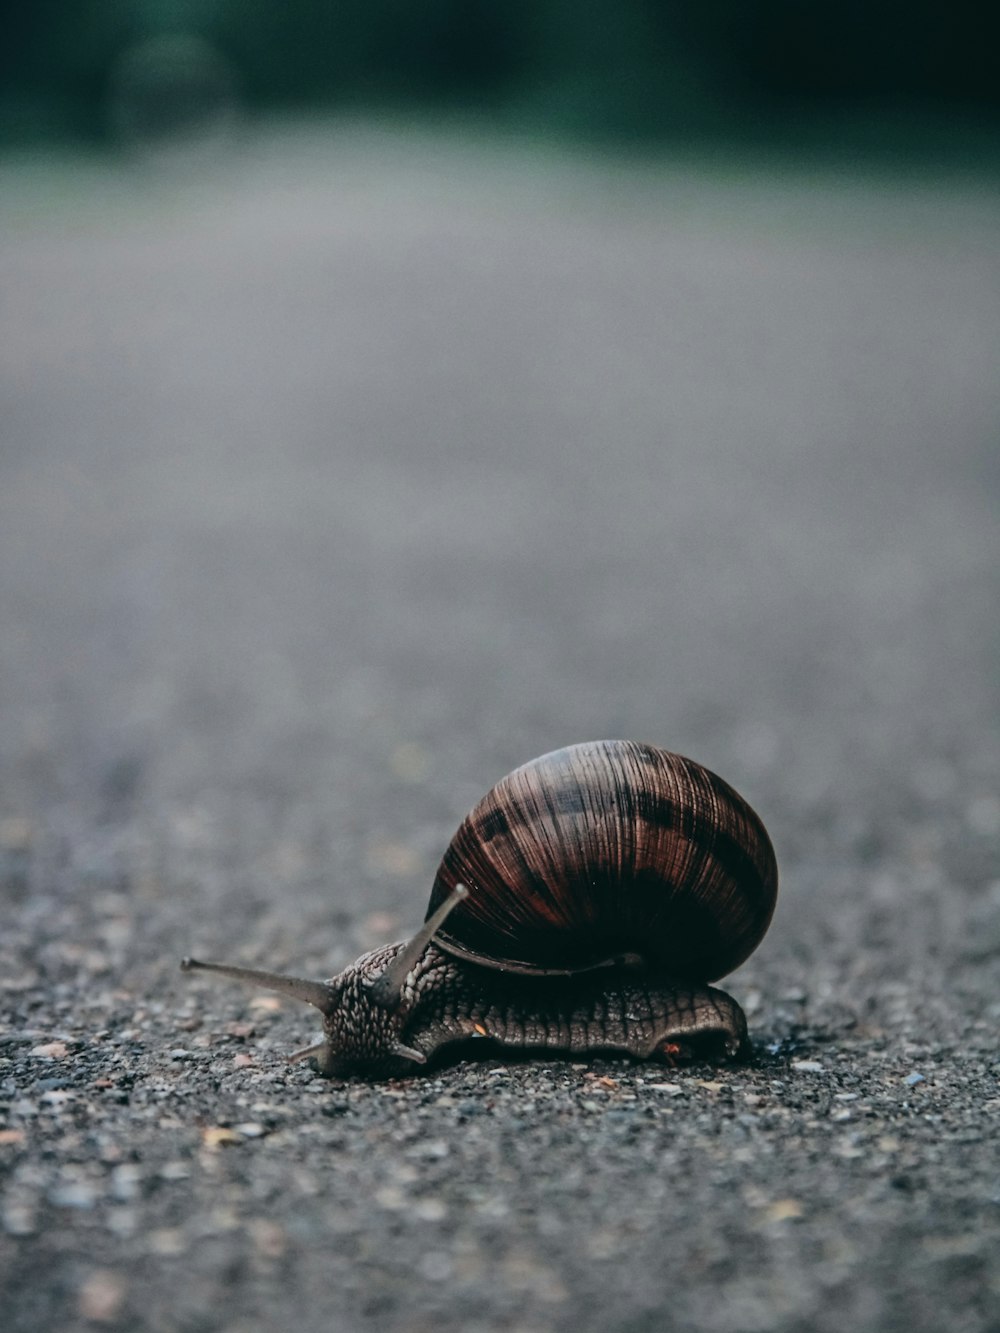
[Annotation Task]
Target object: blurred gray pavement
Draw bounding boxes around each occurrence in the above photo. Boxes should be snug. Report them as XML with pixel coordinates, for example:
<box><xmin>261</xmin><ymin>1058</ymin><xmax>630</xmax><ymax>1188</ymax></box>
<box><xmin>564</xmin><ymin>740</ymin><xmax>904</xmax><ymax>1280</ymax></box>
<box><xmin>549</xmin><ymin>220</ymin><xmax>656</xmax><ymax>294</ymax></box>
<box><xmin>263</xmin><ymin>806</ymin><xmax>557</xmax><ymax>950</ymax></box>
<box><xmin>0</xmin><ymin>125</ymin><xmax>998</xmax><ymax>1332</ymax></box>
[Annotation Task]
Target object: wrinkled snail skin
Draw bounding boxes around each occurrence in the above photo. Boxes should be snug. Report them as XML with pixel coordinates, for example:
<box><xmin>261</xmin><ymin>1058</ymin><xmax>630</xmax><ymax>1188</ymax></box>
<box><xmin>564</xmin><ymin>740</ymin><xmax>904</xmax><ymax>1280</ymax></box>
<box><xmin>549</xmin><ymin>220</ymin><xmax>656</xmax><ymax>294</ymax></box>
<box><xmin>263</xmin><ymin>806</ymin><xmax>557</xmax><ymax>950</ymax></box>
<box><xmin>181</xmin><ymin>740</ymin><xmax>776</xmax><ymax>1080</ymax></box>
<box><xmin>312</xmin><ymin>941</ymin><xmax>750</xmax><ymax>1078</ymax></box>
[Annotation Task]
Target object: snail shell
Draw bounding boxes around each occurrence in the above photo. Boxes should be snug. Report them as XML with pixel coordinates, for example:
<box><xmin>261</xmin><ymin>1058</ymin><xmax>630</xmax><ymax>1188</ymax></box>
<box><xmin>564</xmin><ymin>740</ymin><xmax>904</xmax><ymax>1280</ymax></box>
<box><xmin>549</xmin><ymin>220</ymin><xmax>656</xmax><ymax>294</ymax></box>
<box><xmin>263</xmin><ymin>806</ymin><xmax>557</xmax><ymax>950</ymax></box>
<box><xmin>427</xmin><ymin>739</ymin><xmax>777</xmax><ymax>981</ymax></box>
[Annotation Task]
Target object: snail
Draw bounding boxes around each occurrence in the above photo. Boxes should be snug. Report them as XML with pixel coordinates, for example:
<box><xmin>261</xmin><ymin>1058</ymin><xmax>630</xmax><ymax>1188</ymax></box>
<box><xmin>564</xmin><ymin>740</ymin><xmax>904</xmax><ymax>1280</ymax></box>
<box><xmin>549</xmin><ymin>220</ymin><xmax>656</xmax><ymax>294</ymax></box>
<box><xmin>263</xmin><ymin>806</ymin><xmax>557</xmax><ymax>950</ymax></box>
<box><xmin>181</xmin><ymin>740</ymin><xmax>778</xmax><ymax>1078</ymax></box>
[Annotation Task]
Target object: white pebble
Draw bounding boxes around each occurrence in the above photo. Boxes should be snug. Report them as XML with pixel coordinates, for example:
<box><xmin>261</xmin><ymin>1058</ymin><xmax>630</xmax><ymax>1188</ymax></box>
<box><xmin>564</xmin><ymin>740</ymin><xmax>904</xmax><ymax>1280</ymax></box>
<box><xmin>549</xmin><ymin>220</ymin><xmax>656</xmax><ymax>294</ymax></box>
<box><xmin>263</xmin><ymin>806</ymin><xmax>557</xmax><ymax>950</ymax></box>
<box><xmin>50</xmin><ymin>1180</ymin><xmax>98</xmax><ymax>1210</ymax></box>
<box><xmin>3</xmin><ymin>1202</ymin><xmax>37</xmax><ymax>1235</ymax></box>
<box><xmin>413</xmin><ymin>1197</ymin><xmax>448</xmax><ymax>1222</ymax></box>
<box><xmin>233</xmin><ymin>1122</ymin><xmax>267</xmax><ymax>1138</ymax></box>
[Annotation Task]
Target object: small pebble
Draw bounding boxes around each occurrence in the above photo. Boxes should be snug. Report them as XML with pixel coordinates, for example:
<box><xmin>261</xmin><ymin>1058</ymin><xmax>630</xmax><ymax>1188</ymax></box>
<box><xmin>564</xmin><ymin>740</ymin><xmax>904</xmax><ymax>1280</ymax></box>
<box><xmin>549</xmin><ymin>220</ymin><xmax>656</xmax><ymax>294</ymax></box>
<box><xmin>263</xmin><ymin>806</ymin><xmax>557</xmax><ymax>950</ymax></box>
<box><xmin>791</xmin><ymin>1060</ymin><xmax>825</xmax><ymax>1073</ymax></box>
<box><xmin>158</xmin><ymin>1161</ymin><xmax>190</xmax><ymax>1181</ymax></box>
<box><xmin>201</xmin><ymin>1126</ymin><xmax>244</xmax><ymax>1148</ymax></box>
<box><xmin>646</xmin><ymin>1082</ymin><xmax>684</xmax><ymax>1095</ymax></box>
<box><xmin>110</xmin><ymin>1164</ymin><xmax>141</xmax><ymax>1202</ymax></box>
<box><xmin>106</xmin><ymin>1209</ymin><xmax>138</xmax><ymax>1238</ymax></box>
<box><xmin>905</xmin><ymin>1072</ymin><xmax>926</xmax><ymax>1087</ymax></box>
<box><xmin>50</xmin><ymin>1180</ymin><xmax>98</xmax><ymax>1209</ymax></box>
<box><xmin>78</xmin><ymin>1270</ymin><xmax>126</xmax><ymax>1324</ymax></box>
<box><xmin>406</xmin><ymin>1138</ymin><xmax>448</xmax><ymax>1160</ymax></box>
<box><xmin>40</xmin><ymin>1089</ymin><xmax>73</xmax><ymax>1107</ymax></box>
<box><xmin>30</xmin><ymin>1041</ymin><xmax>69</xmax><ymax>1059</ymax></box>
<box><xmin>225</xmin><ymin>1022</ymin><xmax>255</xmax><ymax>1039</ymax></box>
<box><xmin>3</xmin><ymin>1202</ymin><xmax>37</xmax><ymax>1235</ymax></box>
<box><xmin>413</xmin><ymin>1197</ymin><xmax>448</xmax><ymax>1222</ymax></box>
<box><xmin>233</xmin><ymin>1122</ymin><xmax>267</xmax><ymax>1138</ymax></box>
<box><xmin>374</xmin><ymin>1185</ymin><xmax>407</xmax><ymax>1211</ymax></box>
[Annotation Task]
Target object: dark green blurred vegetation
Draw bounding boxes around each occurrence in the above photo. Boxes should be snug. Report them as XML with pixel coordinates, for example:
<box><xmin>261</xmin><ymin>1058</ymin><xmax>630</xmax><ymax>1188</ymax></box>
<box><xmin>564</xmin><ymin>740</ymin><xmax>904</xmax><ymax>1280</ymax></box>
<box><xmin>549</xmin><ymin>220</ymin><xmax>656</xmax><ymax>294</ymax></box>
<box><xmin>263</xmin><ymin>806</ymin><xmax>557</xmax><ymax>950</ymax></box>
<box><xmin>2</xmin><ymin>0</ymin><xmax>997</xmax><ymax>151</ymax></box>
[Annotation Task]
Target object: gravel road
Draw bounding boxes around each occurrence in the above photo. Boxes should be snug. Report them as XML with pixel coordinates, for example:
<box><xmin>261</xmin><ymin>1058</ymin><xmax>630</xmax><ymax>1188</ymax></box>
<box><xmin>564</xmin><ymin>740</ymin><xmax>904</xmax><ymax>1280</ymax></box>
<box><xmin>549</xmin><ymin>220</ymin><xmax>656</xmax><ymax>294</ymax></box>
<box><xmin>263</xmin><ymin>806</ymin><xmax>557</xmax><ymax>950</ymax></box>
<box><xmin>1</xmin><ymin>124</ymin><xmax>998</xmax><ymax>1333</ymax></box>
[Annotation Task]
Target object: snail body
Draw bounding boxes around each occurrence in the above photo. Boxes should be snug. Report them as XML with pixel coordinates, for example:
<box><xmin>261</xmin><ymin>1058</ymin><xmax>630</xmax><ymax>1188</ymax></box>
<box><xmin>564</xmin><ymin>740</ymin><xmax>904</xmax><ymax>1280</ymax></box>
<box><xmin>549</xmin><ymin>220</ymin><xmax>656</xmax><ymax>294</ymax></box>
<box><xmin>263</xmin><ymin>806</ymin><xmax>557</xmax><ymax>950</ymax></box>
<box><xmin>182</xmin><ymin>740</ymin><xmax>778</xmax><ymax>1078</ymax></box>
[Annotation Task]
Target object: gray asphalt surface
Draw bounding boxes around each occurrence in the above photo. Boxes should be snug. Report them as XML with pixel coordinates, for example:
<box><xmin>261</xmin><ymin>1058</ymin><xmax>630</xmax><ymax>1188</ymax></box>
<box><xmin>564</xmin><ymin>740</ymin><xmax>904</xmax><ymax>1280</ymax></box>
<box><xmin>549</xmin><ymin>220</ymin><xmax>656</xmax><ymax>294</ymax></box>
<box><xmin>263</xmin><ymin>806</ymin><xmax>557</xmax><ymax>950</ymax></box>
<box><xmin>1</xmin><ymin>123</ymin><xmax>998</xmax><ymax>1333</ymax></box>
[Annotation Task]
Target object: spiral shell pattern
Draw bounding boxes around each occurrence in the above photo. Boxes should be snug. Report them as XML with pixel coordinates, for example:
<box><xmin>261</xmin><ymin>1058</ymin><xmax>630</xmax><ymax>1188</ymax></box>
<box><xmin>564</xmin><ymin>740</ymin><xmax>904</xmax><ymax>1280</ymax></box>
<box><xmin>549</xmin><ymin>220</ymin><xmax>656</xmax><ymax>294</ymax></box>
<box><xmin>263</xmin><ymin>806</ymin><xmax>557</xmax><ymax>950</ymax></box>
<box><xmin>426</xmin><ymin>740</ymin><xmax>778</xmax><ymax>982</ymax></box>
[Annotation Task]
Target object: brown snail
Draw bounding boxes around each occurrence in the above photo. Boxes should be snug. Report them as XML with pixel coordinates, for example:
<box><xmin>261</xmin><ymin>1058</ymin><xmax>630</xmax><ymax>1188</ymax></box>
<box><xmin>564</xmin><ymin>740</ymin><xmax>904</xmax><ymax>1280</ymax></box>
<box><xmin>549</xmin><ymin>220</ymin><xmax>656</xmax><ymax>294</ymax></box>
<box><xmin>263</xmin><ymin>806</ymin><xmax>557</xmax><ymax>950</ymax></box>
<box><xmin>181</xmin><ymin>740</ymin><xmax>778</xmax><ymax>1078</ymax></box>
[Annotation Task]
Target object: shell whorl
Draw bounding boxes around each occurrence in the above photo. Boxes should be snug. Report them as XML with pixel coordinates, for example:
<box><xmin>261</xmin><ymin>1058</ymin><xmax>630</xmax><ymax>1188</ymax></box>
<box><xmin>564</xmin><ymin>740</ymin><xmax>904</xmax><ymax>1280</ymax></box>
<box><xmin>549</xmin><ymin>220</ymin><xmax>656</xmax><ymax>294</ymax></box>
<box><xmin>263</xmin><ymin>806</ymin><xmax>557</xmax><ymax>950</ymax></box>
<box><xmin>425</xmin><ymin>740</ymin><xmax>778</xmax><ymax>982</ymax></box>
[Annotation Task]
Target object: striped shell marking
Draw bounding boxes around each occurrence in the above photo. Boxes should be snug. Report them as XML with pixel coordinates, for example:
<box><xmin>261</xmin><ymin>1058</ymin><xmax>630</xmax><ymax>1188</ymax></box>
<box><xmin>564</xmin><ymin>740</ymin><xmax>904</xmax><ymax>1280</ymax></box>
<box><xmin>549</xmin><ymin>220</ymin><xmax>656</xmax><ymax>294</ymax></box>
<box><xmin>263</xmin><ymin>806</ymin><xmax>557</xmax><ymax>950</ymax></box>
<box><xmin>426</xmin><ymin>740</ymin><xmax>778</xmax><ymax>982</ymax></box>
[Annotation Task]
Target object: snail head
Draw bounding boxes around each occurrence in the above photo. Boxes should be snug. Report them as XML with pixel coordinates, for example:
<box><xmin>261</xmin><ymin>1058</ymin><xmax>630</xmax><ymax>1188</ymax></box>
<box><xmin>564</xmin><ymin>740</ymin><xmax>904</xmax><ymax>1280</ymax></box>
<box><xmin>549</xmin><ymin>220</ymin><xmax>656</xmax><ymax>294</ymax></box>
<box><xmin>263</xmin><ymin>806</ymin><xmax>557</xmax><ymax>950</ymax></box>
<box><xmin>179</xmin><ymin>884</ymin><xmax>469</xmax><ymax>1074</ymax></box>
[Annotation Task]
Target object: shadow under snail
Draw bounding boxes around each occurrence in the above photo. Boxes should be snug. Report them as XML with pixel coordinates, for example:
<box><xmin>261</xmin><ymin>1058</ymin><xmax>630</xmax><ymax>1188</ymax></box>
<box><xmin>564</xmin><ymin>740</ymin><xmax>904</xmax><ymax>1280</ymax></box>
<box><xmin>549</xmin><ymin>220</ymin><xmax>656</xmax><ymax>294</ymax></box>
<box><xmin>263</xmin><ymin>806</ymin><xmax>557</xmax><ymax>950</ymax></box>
<box><xmin>181</xmin><ymin>740</ymin><xmax>778</xmax><ymax>1078</ymax></box>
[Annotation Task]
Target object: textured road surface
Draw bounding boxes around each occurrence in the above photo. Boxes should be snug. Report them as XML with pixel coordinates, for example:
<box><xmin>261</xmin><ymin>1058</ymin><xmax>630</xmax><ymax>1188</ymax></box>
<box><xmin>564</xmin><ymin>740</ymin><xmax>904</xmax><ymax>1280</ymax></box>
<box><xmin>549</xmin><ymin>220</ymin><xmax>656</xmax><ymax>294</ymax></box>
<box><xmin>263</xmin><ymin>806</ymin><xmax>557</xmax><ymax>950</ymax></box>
<box><xmin>1</xmin><ymin>125</ymin><xmax>998</xmax><ymax>1333</ymax></box>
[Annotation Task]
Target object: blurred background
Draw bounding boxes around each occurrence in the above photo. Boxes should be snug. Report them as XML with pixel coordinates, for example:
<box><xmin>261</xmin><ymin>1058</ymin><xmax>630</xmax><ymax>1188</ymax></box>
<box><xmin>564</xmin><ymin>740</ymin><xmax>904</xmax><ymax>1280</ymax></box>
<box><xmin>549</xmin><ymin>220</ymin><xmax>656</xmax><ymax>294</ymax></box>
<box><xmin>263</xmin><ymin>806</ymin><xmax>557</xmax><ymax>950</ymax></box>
<box><xmin>1</xmin><ymin>0</ymin><xmax>998</xmax><ymax>927</ymax></box>
<box><xmin>1</xmin><ymin>0</ymin><xmax>997</xmax><ymax>870</ymax></box>
<box><xmin>1</xmin><ymin>0</ymin><xmax>998</xmax><ymax>155</ymax></box>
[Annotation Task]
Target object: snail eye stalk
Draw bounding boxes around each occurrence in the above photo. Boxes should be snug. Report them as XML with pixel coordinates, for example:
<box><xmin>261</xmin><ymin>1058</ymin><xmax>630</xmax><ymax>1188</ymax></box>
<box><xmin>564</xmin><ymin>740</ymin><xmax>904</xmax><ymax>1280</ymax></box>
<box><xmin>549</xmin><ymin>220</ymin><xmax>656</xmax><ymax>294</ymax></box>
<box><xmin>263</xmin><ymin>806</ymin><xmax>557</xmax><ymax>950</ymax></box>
<box><xmin>179</xmin><ymin>958</ymin><xmax>336</xmax><ymax>1014</ymax></box>
<box><xmin>364</xmin><ymin>883</ymin><xmax>469</xmax><ymax>1010</ymax></box>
